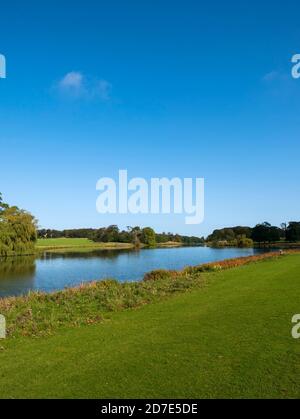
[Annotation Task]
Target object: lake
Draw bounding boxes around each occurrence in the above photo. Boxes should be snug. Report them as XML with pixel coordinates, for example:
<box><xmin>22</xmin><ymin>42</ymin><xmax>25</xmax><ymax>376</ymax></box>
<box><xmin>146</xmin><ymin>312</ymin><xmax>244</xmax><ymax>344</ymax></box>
<box><xmin>0</xmin><ymin>246</ymin><xmax>268</xmax><ymax>298</ymax></box>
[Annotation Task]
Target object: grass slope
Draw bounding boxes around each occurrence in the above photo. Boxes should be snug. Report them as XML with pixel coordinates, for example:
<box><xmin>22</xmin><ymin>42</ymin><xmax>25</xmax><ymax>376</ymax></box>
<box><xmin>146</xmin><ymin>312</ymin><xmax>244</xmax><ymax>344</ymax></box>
<box><xmin>1</xmin><ymin>254</ymin><xmax>300</xmax><ymax>398</ymax></box>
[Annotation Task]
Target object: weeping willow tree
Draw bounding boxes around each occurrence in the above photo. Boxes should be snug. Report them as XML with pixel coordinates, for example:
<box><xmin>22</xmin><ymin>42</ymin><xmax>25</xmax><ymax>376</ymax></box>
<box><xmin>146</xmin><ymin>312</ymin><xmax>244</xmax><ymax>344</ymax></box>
<box><xmin>0</xmin><ymin>193</ymin><xmax>37</xmax><ymax>257</ymax></box>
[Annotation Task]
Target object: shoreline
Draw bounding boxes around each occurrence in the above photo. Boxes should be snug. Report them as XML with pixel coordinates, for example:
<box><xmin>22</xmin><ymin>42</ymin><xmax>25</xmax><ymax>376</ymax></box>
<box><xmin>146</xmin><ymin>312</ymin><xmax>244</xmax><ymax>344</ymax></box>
<box><xmin>4</xmin><ymin>238</ymin><xmax>300</xmax><ymax>258</ymax></box>
<box><xmin>0</xmin><ymin>241</ymin><xmax>196</xmax><ymax>258</ymax></box>
<box><xmin>1</xmin><ymin>249</ymin><xmax>298</xmax><ymax>339</ymax></box>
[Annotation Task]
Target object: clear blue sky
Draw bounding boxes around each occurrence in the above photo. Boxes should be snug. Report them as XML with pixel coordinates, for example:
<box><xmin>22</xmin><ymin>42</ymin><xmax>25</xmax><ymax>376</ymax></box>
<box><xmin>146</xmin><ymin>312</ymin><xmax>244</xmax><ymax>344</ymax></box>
<box><xmin>0</xmin><ymin>0</ymin><xmax>299</xmax><ymax>236</ymax></box>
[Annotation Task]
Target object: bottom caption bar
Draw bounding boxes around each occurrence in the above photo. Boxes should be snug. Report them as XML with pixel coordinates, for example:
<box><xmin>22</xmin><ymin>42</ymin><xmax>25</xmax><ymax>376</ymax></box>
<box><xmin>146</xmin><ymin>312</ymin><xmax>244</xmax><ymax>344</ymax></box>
<box><xmin>98</xmin><ymin>400</ymin><xmax>199</xmax><ymax>416</ymax></box>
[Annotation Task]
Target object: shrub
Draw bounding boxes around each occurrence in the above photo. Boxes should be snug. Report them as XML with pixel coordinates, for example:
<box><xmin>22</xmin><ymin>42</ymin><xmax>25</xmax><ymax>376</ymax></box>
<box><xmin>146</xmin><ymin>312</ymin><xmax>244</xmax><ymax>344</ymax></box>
<box><xmin>143</xmin><ymin>269</ymin><xmax>179</xmax><ymax>282</ymax></box>
<box><xmin>237</xmin><ymin>237</ymin><xmax>254</xmax><ymax>248</ymax></box>
<box><xmin>183</xmin><ymin>264</ymin><xmax>222</xmax><ymax>274</ymax></box>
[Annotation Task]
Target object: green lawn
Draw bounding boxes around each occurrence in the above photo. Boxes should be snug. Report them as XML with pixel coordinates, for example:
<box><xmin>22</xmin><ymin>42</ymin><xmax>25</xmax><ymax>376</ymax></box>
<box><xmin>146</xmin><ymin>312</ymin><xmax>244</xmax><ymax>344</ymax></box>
<box><xmin>1</xmin><ymin>255</ymin><xmax>300</xmax><ymax>398</ymax></box>
<box><xmin>37</xmin><ymin>237</ymin><xmax>93</xmax><ymax>247</ymax></box>
<box><xmin>36</xmin><ymin>237</ymin><xmax>133</xmax><ymax>251</ymax></box>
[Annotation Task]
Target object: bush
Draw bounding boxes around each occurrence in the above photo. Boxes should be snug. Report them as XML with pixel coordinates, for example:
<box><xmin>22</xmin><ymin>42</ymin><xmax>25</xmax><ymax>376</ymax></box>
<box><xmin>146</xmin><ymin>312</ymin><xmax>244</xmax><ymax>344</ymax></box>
<box><xmin>237</xmin><ymin>237</ymin><xmax>254</xmax><ymax>248</ymax></box>
<box><xmin>143</xmin><ymin>269</ymin><xmax>179</xmax><ymax>282</ymax></box>
<box><xmin>184</xmin><ymin>264</ymin><xmax>222</xmax><ymax>274</ymax></box>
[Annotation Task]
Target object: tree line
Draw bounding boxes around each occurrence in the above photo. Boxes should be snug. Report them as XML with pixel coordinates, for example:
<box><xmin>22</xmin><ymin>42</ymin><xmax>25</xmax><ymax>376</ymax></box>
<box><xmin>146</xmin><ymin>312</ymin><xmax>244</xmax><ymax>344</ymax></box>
<box><xmin>207</xmin><ymin>222</ymin><xmax>300</xmax><ymax>246</ymax></box>
<box><xmin>38</xmin><ymin>226</ymin><xmax>205</xmax><ymax>247</ymax></box>
<box><xmin>38</xmin><ymin>221</ymin><xmax>300</xmax><ymax>248</ymax></box>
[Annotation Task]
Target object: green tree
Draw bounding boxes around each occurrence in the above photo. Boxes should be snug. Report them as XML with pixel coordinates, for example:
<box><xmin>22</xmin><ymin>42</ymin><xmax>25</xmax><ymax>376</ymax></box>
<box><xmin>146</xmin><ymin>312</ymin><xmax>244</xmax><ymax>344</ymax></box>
<box><xmin>141</xmin><ymin>227</ymin><xmax>156</xmax><ymax>247</ymax></box>
<box><xmin>252</xmin><ymin>223</ymin><xmax>281</xmax><ymax>245</ymax></box>
<box><xmin>0</xmin><ymin>194</ymin><xmax>37</xmax><ymax>257</ymax></box>
<box><xmin>286</xmin><ymin>222</ymin><xmax>300</xmax><ymax>242</ymax></box>
<box><xmin>252</xmin><ymin>224</ymin><xmax>270</xmax><ymax>244</ymax></box>
<box><xmin>237</xmin><ymin>236</ymin><xmax>254</xmax><ymax>248</ymax></box>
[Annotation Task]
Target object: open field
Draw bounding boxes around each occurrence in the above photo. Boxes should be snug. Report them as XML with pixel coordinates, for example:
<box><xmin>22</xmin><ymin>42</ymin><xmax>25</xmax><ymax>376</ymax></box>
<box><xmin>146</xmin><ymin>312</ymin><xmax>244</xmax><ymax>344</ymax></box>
<box><xmin>0</xmin><ymin>253</ymin><xmax>300</xmax><ymax>398</ymax></box>
<box><xmin>36</xmin><ymin>237</ymin><xmax>134</xmax><ymax>251</ymax></box>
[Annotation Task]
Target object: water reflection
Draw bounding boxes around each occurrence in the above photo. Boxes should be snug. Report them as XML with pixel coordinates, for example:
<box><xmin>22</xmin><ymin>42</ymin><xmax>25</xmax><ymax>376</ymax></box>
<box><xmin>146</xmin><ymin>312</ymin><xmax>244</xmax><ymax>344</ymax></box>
<box><xmin>39</xmin><ymin>248</ymin><xmax>139</xmax><ymax>261</ymax></box>
<box><xmin>0</xmin><ymin>255</ymin><xmax>36</xmax><ymax>278</ymax></box>
<box><xmin>0</xmin><ymin>255</ymin><xmax>36</xmax><ymax>297</ymax></box>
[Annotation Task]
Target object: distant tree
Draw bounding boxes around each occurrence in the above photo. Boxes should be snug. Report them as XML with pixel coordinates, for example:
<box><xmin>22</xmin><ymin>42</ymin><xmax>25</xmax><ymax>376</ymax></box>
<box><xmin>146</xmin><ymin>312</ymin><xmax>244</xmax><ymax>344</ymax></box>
<box><xmin>0</xmin><ymin>193</ymin><xmax>9</xmax><ymax>212</ymax></box>
<box><xmin>38</xmin><ymin>229</ymin><xmax>64</xmax><ymax>239</ymax></box>
<box><xmin>92</xmin><ymin>226</ymin><xmax>119</xmax><ymax>243</ymax></box>
<box><xmin>252</xmin><ymin>223</ymin><xmax>281</xmax><ymax>245</ymax></box>
<box><xmin>268</xmin><ymin>226</ymin><xmax>281</xmax><ymax>242</ymax></box>
<box><xmin>280</xmin><ymin>223</ymin><xmax>287</xmax><ymax>240</ymax></box>
<box><xmin>207</xmin><ymin>226</ymin><xmax>252</xmax><ymax>243</ymax></box>
<box><xmin>141</xmin><ymin>227</ymin><xmax>156</xmax><ymax>247</ymax></box>
<box><xmin>286</xmin><ymin>222</ymin><xmax>300</xmax><ymax>242</ymax></box>
<box><xmin>207</xmin><ymin>228</ymin><xmax>235</xmax><ymax>242</ymax></box>
<box><xmin>237</xmin><ymin>235</ymin><xmax>254</xmax><ymax>248</ymax></box>
<box><xmin>252</xmin><ymin>224</ymin><xmax>270</xmax><ymax>244</ymax></box>
<box><xmin>232</xmin><ymin>227</ymin><xmax>253</xmax><ymax>238</ymax></box>
<box><xmin>281</xmin><ymin>223</ymin><xmax>287</xmax><ymax>232</ymax></box>
<box><xmin>130</xmin><ymin>227</ymin><xmax>142</xmax><ymax>248</ymax></box>
<box><xmin>263</xmin><ymin>222</ymin><xmax>272</xmax><ymax>228</ymax></box>
<box><xmin>180</xmin><ymin>235</ymin><xmax>204</xmax><ymax>245</ymax></box>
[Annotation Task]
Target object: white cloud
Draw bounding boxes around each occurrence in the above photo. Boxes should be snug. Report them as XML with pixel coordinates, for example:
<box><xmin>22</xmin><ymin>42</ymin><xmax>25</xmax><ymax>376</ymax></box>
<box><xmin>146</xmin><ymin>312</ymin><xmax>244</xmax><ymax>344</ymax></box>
<box><xmin>60</xmin><ymin>71</ymin><xmax>84</xmax><ymax>89</ymax></box>
<box><xmin>56</xmin><ymin>72</ymin><xmax>112</xmax><ymax>101</ymax></box>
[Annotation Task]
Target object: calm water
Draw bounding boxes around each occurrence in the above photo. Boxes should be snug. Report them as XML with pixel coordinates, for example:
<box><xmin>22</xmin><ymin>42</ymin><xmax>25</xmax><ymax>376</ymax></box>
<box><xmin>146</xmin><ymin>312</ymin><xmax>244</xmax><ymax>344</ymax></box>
<box><xmin>0</xmin><ymin>247</ymin><xmax>268</xmax><ymax>298</ymax></box>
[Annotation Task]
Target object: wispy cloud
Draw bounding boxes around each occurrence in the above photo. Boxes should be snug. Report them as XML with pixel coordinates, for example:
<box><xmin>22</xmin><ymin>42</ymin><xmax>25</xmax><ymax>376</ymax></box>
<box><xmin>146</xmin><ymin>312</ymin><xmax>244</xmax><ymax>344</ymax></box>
<box><xmin>96</xmin><ymin>79</ymin><xmax>112</xmax><ymax>101</ymax></box>
<box><xmin>60</xmin><ymin>71</ymin><xmax>84</xmax><ymax>89</ymax></box>
<box><xmin>262</xmin><ymin>70</ymin><xmax>281</xmax><ymax>82</ymax></box>
<box><xmin>55</xmin><ymin>71</ymin><xmax>112</xmax><ymax>101</ymax></box>
<box><xmin>261</xmin><ymin>69</ymin><xmax>299</xmax><ymax>101</ymax></box>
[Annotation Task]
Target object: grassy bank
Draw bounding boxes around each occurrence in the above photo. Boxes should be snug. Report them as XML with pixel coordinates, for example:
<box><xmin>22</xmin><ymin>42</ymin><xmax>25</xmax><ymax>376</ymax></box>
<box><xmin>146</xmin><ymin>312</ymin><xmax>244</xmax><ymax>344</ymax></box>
<box><xmin>0</xmin><ymin>252</ymin><xmax>300</xmax><ymax>398</ymax></box>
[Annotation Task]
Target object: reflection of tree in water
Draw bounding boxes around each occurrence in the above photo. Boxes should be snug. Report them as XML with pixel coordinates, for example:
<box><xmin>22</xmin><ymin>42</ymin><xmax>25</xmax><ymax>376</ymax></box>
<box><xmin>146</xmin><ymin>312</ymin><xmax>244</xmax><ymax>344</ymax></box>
<box><xmin>0</xmin><ymin>255</ymin><xmax>36</xmax><ymax>279</ymax></box>
<box><xmin>39</xmin><ymin>248</ymin><xmax>140</xmax><ymax>261</ymax></box>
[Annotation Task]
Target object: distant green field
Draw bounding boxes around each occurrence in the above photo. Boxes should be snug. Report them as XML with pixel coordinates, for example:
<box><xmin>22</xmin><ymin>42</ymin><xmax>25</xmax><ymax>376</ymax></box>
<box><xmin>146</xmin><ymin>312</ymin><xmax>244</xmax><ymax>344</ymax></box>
<box><xmin>36</xmin><ymin>237</ymin><xmax>133</xmax><ymax>250</ymax></box>
<box><xmin>0</xmin><ymin>254</ymin><xmax>300</xmax><ymax>398</ymax></box>
<box><xmin>37</xmin><ymin>238</ymin><xmax>93</xmax><ymax>247</ymax></box>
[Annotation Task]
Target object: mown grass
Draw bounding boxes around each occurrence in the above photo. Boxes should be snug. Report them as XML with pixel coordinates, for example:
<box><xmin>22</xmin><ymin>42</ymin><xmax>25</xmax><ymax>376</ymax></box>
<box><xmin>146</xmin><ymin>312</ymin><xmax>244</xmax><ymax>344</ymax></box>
<box><xmin>37</xmin><ymin>238</ymin><xmax>95</xmax><ymax>247</ymax></box>
<box><xmin>0</xmin><ymin>252</ymin><xmax>300</xmax><ymax>398</ymax></box>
